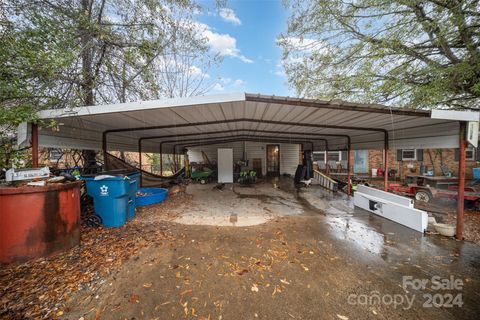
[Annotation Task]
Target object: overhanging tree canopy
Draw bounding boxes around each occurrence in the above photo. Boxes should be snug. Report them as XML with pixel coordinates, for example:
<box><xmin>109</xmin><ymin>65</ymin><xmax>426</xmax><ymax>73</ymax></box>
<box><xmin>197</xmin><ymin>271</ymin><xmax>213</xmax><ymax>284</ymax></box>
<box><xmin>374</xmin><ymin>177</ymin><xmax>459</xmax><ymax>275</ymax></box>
<box><xmin>279</xmin><ymin>0</ymin><xmax>480</xmax><ymax>110</ymax></box>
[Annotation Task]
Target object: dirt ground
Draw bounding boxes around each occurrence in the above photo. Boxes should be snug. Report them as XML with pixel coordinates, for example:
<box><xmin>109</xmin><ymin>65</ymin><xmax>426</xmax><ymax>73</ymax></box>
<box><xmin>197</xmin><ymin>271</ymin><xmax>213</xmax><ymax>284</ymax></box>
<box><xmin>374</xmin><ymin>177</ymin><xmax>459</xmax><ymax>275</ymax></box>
<box><xmin>2</xmin><ymin>179</ymin><xmax>480</xmax><ymax>319</ymax></box>
<box><xmin>58</xmin><ymin>179</ymin><xmax>480</xmax><ymax>320</ymax></box>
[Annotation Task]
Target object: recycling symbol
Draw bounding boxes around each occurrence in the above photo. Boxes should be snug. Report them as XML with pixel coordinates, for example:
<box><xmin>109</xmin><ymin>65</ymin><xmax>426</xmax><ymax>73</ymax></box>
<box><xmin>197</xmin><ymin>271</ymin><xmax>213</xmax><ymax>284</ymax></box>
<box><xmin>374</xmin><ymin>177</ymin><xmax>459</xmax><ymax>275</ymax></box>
<box><xmin>100</xmin><ymin>185</ymin><xmax>109</xmax><ymax>196</ymax></box>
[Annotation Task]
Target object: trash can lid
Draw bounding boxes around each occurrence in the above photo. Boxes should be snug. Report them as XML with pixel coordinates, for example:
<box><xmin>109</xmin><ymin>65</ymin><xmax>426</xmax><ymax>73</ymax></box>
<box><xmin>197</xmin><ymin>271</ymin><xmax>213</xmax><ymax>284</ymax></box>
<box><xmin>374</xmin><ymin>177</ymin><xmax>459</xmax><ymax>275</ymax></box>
<box><xmin>82</xmin><ymin>169</ymin><xmax>139</xmax><ymax>178</ymax></box>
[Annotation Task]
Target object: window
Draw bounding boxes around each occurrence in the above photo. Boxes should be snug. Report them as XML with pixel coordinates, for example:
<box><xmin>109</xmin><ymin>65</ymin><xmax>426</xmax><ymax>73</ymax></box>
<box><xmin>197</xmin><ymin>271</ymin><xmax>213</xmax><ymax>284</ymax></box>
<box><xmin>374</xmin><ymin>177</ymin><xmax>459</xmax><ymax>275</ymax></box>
<box><xmin>401</xmin><ymin>149</ymin><xmax>416</xmax><ymax>161</ymax></box>
<box><xmin>312</xmin><ymin>151</ymin><xmax>341</xmax><ymax>163</ymax></box>
<box><xmin>327</xmin><ymin>151</ymin><xmax>341</xmax><ymax>162</ymax></box>
<box><xmin>466</xmin><ymin>148</ymin><xmax>475</xmax><ymax>160</ymax></box>
<box><xmin>313</xmin><ymin>152</ymin><xmax>325</xmax><ymax>163</ymax></box>
<box><xmin>49</xmin><ymin>149</ymin><xmax>63</xmax><ymax>161</ymax></box>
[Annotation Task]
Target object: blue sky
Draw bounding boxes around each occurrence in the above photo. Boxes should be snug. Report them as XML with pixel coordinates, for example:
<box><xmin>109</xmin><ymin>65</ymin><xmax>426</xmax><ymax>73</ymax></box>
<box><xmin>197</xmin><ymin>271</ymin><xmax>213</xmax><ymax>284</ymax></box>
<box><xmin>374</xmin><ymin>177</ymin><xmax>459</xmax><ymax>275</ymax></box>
<box><xmin>195</xmin><ymin>0</ymin><xmax>293</xmax><ymax>96</ymax></box>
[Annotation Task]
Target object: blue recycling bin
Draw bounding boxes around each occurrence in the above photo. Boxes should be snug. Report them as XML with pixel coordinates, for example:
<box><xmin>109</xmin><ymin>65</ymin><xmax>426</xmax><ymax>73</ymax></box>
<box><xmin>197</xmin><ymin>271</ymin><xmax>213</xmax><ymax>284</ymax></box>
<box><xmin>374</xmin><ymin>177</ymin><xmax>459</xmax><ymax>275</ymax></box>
<box><xmin>126</xmin><ymin>172</ymin><xmax>140</xmax><ymax>219</ymax></box>
<box><xmin>82</xmin><ymin>170</ymin><xmax>139</xmax><ymax>227</ymax></box>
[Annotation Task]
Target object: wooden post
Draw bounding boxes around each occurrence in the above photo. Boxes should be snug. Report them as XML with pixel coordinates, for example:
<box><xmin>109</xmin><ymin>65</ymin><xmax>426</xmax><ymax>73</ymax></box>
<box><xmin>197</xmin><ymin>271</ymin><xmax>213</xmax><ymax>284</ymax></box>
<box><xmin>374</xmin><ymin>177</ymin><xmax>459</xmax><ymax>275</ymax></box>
<box><xmin>457</xmin><ymin>121</ymin><xmax>467</xmax><ymax>240</ymax></box>
<box><xmin>347</xmin><ymin>137</ymin><xmax>352</xmax><ymax>196</ymax></box>
<box><xmin>31</xmin><ymin>123</ymin><xmax>39</xmax><ymax>167</ymax></box>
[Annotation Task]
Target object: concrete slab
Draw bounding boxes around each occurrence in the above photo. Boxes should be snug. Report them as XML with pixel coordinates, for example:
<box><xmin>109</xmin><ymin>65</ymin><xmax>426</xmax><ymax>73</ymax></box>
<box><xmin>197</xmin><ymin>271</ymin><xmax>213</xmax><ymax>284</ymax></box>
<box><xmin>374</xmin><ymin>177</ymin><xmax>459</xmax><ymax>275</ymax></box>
<box><xmin>169</xmin><ymin>182</ymin><xmax>304</xmax><ymax>227</ymax></box>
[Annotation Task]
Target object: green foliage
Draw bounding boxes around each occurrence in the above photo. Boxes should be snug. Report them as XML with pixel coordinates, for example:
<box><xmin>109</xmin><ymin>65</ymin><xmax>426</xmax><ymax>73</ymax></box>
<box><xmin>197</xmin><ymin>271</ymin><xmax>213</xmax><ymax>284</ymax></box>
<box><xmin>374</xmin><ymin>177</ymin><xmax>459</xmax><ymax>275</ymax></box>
<box><xmin>1</xmin><ymin>0</ymin><xmax>211</xmax><ymax>168</ymax></box>
<box><xmin>279</xmin><ymin>0</ymin><xmax>480</xmax><ymax>110</ymax></box>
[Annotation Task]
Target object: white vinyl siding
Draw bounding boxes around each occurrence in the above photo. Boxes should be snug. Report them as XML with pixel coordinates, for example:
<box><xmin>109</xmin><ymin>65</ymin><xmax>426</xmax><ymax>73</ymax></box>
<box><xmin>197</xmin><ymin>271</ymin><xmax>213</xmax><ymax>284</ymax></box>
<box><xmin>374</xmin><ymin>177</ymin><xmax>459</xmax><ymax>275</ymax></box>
<box><xmin>245</xmin><ymin>142</ymin><xmax>266</xmax><ymax>175</ymax></box>
<box><xmin>279</xmin><ymin>143</ymin><xmax>301</xmax><ymax>175</ymax></box>
<box><xmin>188</xmin><ymin>142</ymin><xmax>301</xmax><ymax>176</ymax></box>
<box><xmin>188</xmin><ymin>142</ymin><xmax>244</xmax><ymax>164</ymax></box>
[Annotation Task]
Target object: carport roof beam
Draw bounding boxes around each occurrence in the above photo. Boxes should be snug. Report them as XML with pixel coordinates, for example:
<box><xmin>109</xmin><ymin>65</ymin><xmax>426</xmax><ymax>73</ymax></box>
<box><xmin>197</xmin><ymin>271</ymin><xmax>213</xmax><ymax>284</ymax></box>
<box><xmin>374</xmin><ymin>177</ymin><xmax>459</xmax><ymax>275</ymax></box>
<box><xmin>139</xmin><ymin>129</ymin><xmax>349</xmax><ymax>143</ymax></box>
<box><xmin>176</xmin><ymin>137</ymin><xmax>315</xmax><ymax>151</ymax></box>
<box><xmin>36</xmin><ymin>92</ymin><xmax>478</xmax><ymax>153</ymax></box>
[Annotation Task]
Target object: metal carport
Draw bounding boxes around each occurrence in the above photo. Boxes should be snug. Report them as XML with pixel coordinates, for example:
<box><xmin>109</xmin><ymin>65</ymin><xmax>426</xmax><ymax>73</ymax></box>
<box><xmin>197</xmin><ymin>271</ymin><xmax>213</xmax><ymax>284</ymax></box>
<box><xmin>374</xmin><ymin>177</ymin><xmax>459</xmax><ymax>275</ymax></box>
<box><xmin>31</xmin><ymin>92</ymin><xmax>479</xmax><ymax>239</ymax></box>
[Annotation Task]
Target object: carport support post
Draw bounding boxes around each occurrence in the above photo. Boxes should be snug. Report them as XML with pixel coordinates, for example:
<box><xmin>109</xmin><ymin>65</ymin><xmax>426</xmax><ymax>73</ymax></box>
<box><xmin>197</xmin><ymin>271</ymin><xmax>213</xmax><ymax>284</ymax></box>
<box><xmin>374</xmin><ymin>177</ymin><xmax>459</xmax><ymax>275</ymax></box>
<box><xmin>457</xmin><ymin>121</ymin><xmax>467</xmax><ymax>240</ymax></box>
<box><xmin>138</xmin><ymin>139</ymin><xmax>143</xmax><ymax>187</ymax></box>
<box><xmin>31</xmin><ymin>123</ymin><xmax>39</xmax><ymax>167</ymax></box>
<box><xmin>325</xmin><ymin>141</ymin><xmax>329</xmax><ymax>175</ymax></box>
<box><xmin>347</xmin><ymin>137</ymin><xmax>351</xmax><ymax>196</ymax></box>
<box><xmin>159</xmin><ymin>143</ymin><xmax>163</xmax><ymax>176</ymax></box>
<box><xmin>384</xmin><ymin>132</ymin><xmax>389</xmax><ymax>192</ymax></box>
<box><xmin>102</xmin><ymin>132</ymin><xmax>108</xmax><ymax>169</ymax></box>
<box><xmin>173</xmin><ymin>147</ymin><xmax>177</xmax><ymax>172</ymax></box>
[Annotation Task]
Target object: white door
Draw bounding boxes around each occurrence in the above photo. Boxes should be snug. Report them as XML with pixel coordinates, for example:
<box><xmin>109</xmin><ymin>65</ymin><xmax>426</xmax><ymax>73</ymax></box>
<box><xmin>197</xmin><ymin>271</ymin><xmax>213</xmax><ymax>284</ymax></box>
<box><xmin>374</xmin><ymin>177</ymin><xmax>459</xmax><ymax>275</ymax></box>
<box><xmin>217</xmin><ymin>148</ymin><xmax>233</xmax><ymax>183</ymax></box>
<box><xmin>354</xmin><ymin>150</ymin><xmax>368</xmax><ymax>173</ymax></box>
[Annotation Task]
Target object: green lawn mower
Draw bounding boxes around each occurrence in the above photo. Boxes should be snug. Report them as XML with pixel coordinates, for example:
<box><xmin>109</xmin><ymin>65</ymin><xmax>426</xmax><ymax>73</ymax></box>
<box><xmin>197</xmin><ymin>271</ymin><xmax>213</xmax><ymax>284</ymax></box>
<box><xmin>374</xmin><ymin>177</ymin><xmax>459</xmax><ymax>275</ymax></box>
<box><xmin>238</xmin><ymin>170</ymin><xmax>257</xmax><ymax>185</ymax></box>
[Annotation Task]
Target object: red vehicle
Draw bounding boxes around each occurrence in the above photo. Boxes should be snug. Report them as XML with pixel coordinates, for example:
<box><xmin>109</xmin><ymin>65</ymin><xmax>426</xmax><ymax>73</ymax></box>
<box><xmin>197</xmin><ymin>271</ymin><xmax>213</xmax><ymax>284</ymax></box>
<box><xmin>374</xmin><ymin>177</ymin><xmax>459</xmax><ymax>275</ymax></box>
<box><xmin>388</xmin><ymin>175</ymin><xmax>480</xmax><ymax>204</ymax></box>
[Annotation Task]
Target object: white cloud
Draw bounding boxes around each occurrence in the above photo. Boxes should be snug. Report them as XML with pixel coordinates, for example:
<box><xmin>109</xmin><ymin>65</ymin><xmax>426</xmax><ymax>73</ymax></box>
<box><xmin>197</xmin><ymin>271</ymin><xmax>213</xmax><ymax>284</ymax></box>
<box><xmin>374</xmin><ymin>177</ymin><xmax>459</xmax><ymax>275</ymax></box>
<box><xmin>220</xmin><ymin>77</ymin><xmax>232</xmax><ymax>84</ymax></box>
<box><xmin>233</xmin><ymin>79</ymin><xmax>245</xmax><ymax>87</ymax></box>
<box><xmin>219</xmin><ymin>8</ymin><xmax>241</xmax><ymax>26</ymax></box>
<box><xmin>188</xmin><ymin>66</ymin><xmax>210</xmax><ymax>78</ymax></box>
<box><xmin>272</xmin><ymin>62</ymin><xmax>286</xmax><ymax>77</ymax></box>
<box><xmin>194</xmin><ymin>22</ymin><xmax>253</xmax><ymax>63</ymax></box>
<box><xmin>211</xmin><ymin>77</ymin><xmax>245</xmax><ymax>92</ymax></box>
<box><xmin>212</xmin><ymin>83</ymin><xmax>224</xmax><ymax>91</ymax></box>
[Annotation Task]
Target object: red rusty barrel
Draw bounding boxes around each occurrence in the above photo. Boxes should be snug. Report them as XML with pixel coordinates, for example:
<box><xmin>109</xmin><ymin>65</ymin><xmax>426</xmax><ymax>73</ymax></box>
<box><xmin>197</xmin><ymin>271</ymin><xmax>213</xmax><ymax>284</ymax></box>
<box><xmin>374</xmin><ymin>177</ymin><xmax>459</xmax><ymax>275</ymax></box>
<box><xmin>0</xmin><ymin>181</ymin><xmax>82</xmax><ymax>265</ymax></box>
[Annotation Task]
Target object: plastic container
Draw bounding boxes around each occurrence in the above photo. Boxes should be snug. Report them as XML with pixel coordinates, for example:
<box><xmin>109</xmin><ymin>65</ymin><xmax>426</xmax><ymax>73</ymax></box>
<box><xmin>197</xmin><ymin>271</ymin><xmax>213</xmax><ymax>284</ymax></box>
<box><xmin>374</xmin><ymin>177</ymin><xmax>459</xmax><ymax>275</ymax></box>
<box><xmin>0</xmin><ymin>181</ymin><xmax>82</xmax><ymax>264</ymax></box>
<box><xmin>371</xmin><ymin>169</ymin><xmax>377</xmax><ymax>177</ymax></box>
<box><xmin>136</xmin><ymin>188</ymin><xmax>168</xmax><ymax>207</ymax></box>
<box><xmin>82</xmin><ymin>170</ymin><xmax>139</xmax><ymax>227</ymax></box>
<box><xmin>434</xmin><ymin>223</ymin><xmax>455</xmax><ymax>237</ymax></box>
<box><xmin>377</xmin><ymin>168</ymin><xmax>383</xmax><ymax>176</ymax></box>
<box><xmin>473</xmin><ymin>168</ymin><xmax>480</xmax><ymax>180</ymax></box>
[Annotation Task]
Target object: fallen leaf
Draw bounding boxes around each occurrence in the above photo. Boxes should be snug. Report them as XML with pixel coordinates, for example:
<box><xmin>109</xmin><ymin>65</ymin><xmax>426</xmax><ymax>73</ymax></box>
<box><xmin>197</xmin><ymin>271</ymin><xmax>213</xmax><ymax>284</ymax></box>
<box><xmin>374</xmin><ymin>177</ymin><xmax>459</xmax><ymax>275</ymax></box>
<box><xmin>128</xmin><ymin>294</ymin><xmax>140</xmax><ymax>303</ymax></box>
<box><xmin>181</xmin><ymin>289</ymin><xmax>193</xmax><ymax>296</ymax></box>
<box><xmin>237</xmin><ymin>269</ymin><xmax>249</xmax><ymax>275</ymax></box>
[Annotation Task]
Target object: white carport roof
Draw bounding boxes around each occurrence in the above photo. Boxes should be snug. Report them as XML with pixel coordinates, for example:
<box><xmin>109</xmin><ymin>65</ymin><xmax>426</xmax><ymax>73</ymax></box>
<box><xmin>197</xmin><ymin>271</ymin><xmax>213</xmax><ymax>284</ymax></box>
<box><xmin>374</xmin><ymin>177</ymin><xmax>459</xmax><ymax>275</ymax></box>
<box><xmin>35</xmin><ymin>92</ymin><xmax>479</xmax><ymax>154</ymax></box>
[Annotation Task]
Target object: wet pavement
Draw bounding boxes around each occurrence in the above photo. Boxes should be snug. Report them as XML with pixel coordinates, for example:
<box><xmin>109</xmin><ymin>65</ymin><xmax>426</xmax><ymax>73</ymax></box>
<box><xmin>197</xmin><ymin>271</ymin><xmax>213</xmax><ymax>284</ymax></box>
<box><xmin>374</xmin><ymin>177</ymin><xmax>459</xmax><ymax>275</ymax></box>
<box><xmin>65</xmin><ymin>179</ymin><xmax>480</xmax><ymax>320</ymax></box>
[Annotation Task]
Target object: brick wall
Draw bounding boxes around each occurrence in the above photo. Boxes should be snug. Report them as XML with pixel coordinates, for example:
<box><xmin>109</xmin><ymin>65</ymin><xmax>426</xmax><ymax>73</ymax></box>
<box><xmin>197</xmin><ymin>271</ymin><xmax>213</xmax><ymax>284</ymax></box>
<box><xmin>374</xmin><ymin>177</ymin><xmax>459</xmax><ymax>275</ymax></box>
<box><xmin>363</xmin><ymin>149</ymin><xmax>479</xmax><ymax>180</ymax></box>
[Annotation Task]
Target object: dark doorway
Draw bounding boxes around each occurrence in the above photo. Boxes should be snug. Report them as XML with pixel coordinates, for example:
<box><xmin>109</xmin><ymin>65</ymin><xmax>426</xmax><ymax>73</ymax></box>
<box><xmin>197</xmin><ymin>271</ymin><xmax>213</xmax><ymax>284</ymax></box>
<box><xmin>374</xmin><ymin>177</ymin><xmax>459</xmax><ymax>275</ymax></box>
<box><xmin>266</xmin><ymin>144</ymin><xmax>280</xmax><ymax>176</ymax></box>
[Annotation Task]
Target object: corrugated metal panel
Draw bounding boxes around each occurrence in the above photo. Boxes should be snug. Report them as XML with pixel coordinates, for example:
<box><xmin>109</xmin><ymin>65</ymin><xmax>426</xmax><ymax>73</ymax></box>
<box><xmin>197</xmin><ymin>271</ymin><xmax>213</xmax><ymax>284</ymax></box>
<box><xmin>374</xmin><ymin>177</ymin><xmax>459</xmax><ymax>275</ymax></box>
<box><xmin>35</xmin><ymin>92</ymin><xmax>477</xmax><ymax>153</ymax></box>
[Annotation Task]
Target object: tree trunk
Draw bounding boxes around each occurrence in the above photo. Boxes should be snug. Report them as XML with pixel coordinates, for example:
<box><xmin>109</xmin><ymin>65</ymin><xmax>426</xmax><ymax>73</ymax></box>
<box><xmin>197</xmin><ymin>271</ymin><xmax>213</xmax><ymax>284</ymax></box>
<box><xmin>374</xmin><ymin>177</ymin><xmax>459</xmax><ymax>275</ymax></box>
<box><xmin>80</xmin><ymin>0</ymin><xmax>98</xmax><ymax>170</ymax></box>
<box><xmin>80</xmin><ymin>0</ymin><xmax>94</xmax><ymax>106</ymax></box>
